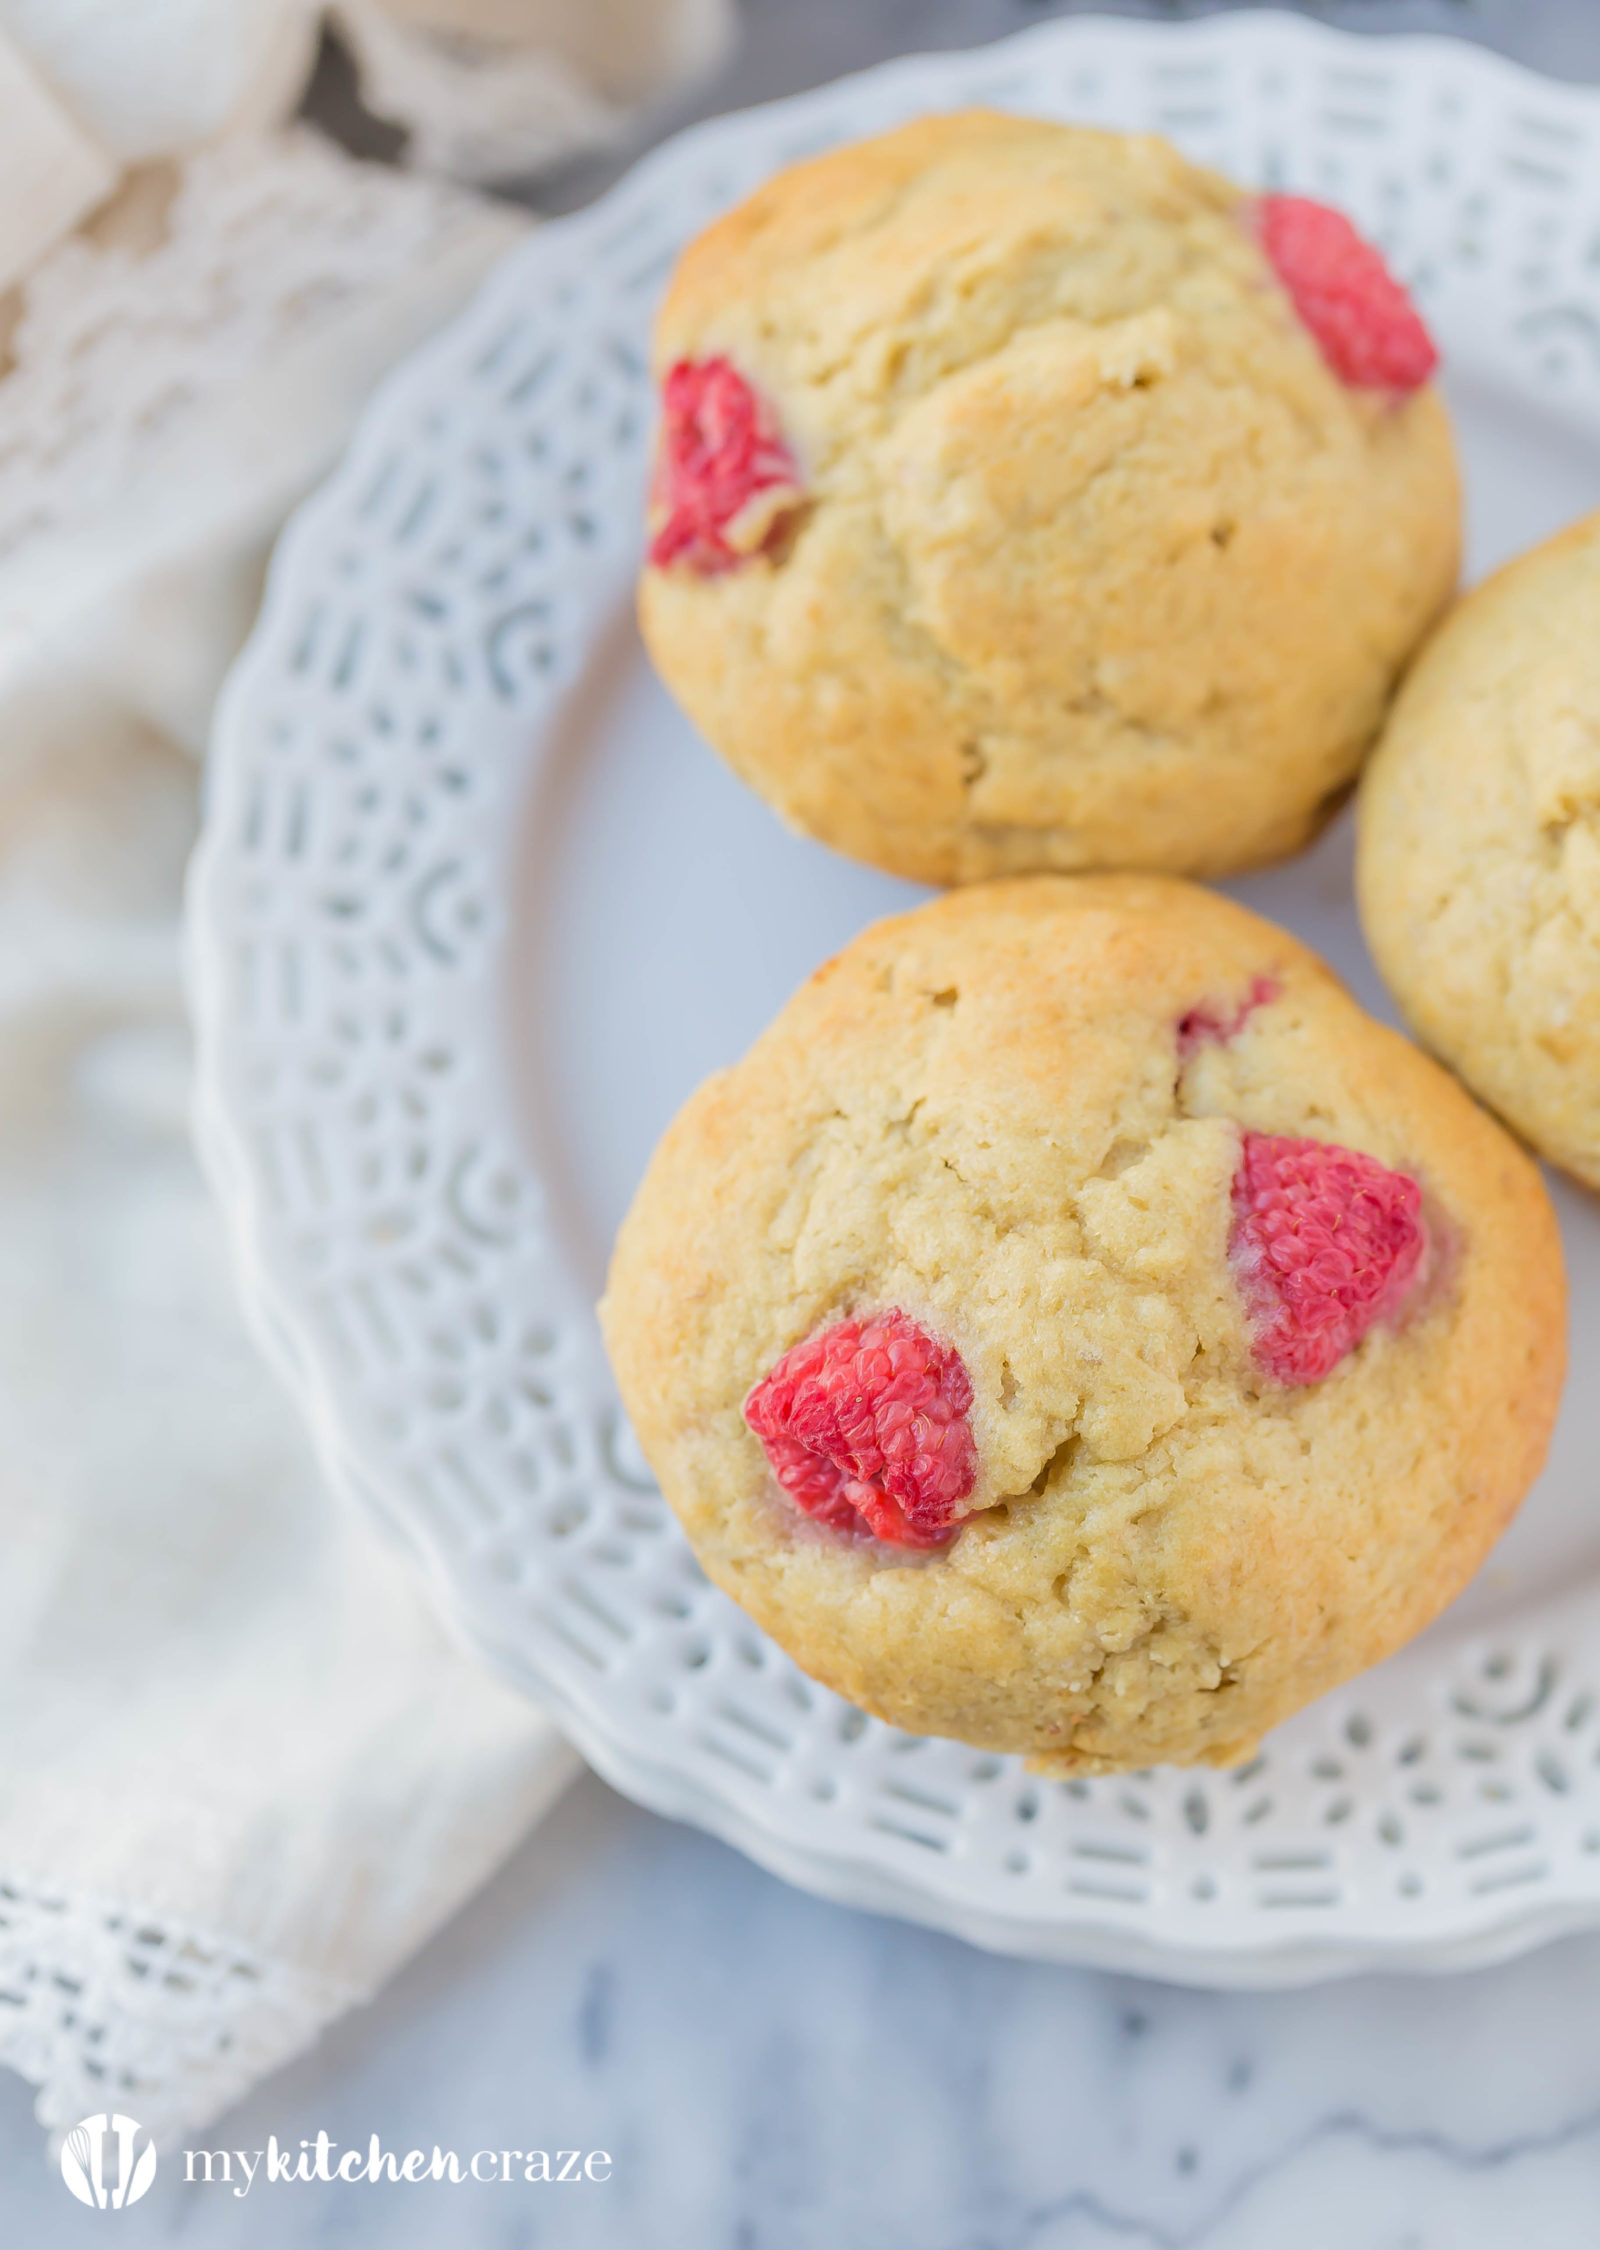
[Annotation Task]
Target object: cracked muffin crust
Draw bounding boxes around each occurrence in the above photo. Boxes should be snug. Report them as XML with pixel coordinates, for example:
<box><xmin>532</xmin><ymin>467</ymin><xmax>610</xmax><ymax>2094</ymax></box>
<box><xmin>1358</xmin><ymin>510</ymin><xmax>1600</xmax><ymax>1192</ymax></box>
<box><xmin>600</xmin><ymin>877</ymin><xmax>1564</xmax><ymax>1774</ymax></box>
<box><xmin>638</xmin><ymin>111</ymin><xmax>1460</xmax><ymax>887</ymax></box>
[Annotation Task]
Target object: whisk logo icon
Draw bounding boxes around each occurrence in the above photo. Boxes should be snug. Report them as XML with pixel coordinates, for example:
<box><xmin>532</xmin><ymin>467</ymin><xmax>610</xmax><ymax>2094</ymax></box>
<box><xmin>60</xmin><ymin>2115</ymin><xmax>158</xmax><ymax>2210</ymax></box>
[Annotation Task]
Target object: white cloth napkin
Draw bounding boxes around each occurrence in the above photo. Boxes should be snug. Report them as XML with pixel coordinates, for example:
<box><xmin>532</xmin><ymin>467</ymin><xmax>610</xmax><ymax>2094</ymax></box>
<box><xmin>0</xmin><ymin>0</ymin><xmax>731</xmax><ymax>2147</ymax></box>
<box><xmin>0</xmin><ymin>133</ymin><xmax>579</xmax><ymax>2150</ymax></box>
<box><xmin>0</xmin><ymin>703</ymin><xmax>579</xmax><ymax>2134</ymax></box>
<box><xmin>0</xmin><ymin>0</ymin><xmax>736</xmax><ymax>239</ymax></box>
<box><xmin>333</xmin><ymin>0</ymin><xmax>735</xmax><ymax>181</ymax></box>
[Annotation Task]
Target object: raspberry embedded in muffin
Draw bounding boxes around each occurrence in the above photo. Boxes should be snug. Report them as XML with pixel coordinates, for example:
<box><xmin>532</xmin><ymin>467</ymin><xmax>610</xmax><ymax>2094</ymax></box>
<box><xmin>1231</xmin><ymin>1133</ymin><xmax>1426</xmax><ymax>1386</ymax></box>
<box><xmin>1255</xmin><ymin>194</ymin><xmax>1438</xmax><ymax>393</ymax></box>
<box><xmin>744</xmin><ymin>1309</ymin><xmax>975</xmax><ymax>1548</ymax></box>
<box><xmin>1177</xmin><ymin>974</ymin><xmax>1281</xmax><ymax>1060</ymax></box>
<box><xmin>648</xmin><ymin>356</ymin><xmax>804</xmax><ymax>574</ymax></box>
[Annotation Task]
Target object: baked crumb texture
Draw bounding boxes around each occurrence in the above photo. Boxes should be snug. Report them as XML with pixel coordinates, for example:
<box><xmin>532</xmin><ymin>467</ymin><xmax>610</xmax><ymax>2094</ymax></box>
<box><xmin>1359</xmin><ymin>508</ymin><xmax>1600</xmax><ymax>1193</ymax></box>
<box><xmin>600</xmin><ymin>877</ymin><xmax>1565</xmax><ymax>1775</ymax></box>
<box><xmin>640</xmin><ymin>112</ymin><xmax>1460</xmax><ymax>886</ymax></box>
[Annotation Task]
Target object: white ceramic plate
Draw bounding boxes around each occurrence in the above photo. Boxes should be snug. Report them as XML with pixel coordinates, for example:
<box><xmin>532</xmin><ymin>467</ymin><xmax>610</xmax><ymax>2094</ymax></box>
<box><xmin>189</xmin><ymin>9</ymin><xmax>1600</xmax><ymax>1985</ymax></box>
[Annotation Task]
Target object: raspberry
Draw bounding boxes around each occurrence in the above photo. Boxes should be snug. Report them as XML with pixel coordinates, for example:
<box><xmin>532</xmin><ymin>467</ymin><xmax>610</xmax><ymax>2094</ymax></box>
<box><xmin>1232</xmin><ymin>1133</ymin><xmax>1426</xmax><ymax>1386</ymax></box>
<box><xmin>1255</xmin><ymin>195</ymin><xmax>1438</xmax><ymax>394</ymax></box>
<box><xmin>1178</xmin><ymin>975</ymin><xmax>1281</xmax><ymax>1061</ymax></box>
<box><xmin>744</xmin><ymin>1309</ymin><xmax>976</xmax><ymax>1548</ymax></box>
<box><xmin>647</xmin><ymin>356</ymin><xmax>804</xmax><ymax>575</ymax></box>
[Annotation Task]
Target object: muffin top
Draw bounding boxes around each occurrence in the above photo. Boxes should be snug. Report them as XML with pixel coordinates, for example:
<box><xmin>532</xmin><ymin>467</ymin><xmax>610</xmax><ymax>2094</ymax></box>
<box><xmin>1359</xmin><ymin>509</ymin><xmax>1600</xmax><ymax>1190</ymax></box>
<box><xmin>639</xmin><ymin>111</ymin><xmax>1459</xmax><ymax>885</ymax></box>
<box><xmin>602</xmin><ymin>876</ymin><xmax>1563</xmax><ymax>1773</ymax></box>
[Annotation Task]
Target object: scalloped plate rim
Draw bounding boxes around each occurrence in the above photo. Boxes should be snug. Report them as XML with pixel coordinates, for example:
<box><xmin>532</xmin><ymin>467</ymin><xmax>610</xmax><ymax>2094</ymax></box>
<box><xmin>187</xmin><ymin>7</ymin><xmax>1600</xmax><ymax>1986</ymax></box>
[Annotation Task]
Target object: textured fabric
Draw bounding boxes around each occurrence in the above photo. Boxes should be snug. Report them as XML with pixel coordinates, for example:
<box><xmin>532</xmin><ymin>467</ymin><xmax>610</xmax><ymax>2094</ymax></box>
<box><xmin>0</xmin><ymin>27</ymin><xmax>116</xmax><ymax>291</ymax></box>
<box><xmin>0</xmin><ymin>0</ymin><xmax>735</xmax><ymax>282</ymax></box>
<box><xmin>0</xmin><ymin>0</ymin><xmax>319</xmax><ymax>170</ymax></box>
<box><xmin>0</xmin><ymin>113</ymin><xmax>571</xmax><ymax>2151</ymax></box>
<box><xmin>0</xmin><ymin>689</ymin><xmax>578</xmax><ymax>2137</ymax></box>
<box><xmin>334</xmin><ymin>0</ymin><xmax>735</xmax><ymax>181</ymax></box>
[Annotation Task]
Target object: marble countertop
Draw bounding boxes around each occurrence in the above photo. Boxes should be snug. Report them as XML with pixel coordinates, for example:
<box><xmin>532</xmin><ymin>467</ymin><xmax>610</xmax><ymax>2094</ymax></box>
<box><xmin>5</xmin><ymin>1768</ymin><xmax>1600</xmax><ymax>2245</ymax></box>
<box><xmin>8</xmin><ymin>4</ymin><xmax>1600</xmax><ymax>2244</ymax></box>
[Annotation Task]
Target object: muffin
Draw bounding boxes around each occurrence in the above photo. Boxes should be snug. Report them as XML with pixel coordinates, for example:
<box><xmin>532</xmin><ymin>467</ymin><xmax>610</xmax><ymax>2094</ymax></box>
<box><xmin>639</xmin><ymin>111</ymin><xmax>1460</xmax><ymax>886</ymax></box>
<box><xmin>1359</xmin><ymin>510</ymin><xmax>1600</xmax><ymax>1190</ymax></box>
<box><xmin>601</xmin><ymin>877</ymin><xmax>1564</xmax><ymax>1774</ymax></box>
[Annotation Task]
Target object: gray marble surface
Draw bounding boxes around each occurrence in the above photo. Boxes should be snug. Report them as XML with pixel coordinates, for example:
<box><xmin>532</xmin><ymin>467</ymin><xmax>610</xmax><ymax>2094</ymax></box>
<box><xmin>10</xmin><ymin>2</ymin><xmax>1600</xmax><ymax>2243</ymax></box>
<box><xmin>6</xmin><ymin>1770</ymin><xmax>1600</xmax><ymax>2245</ymax></box>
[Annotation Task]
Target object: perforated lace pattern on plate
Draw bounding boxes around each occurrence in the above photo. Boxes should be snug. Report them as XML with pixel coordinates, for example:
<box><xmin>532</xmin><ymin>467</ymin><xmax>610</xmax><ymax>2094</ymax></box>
<box><xmin>190</xmin><ymin>14</ymin><xmax>1600</xmax><ymax>1984</ymax></box>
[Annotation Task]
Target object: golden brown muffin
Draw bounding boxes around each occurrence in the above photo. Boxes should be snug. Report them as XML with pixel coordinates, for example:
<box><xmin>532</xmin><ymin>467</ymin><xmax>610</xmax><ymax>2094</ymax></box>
<box><xmin>601</xmin><ymin>877</ymin><xmax>1564</xmax><ymax>1774</ymax></box>
<box><xmin>1359</xmin><ymin>509</ymin><xmax>1600</xmax><ymax>1191</ymax></box>
<box><xmin>638</xmin><ymin>112</ymin><xmax>1460</xmax><ymax>886</ymax></box>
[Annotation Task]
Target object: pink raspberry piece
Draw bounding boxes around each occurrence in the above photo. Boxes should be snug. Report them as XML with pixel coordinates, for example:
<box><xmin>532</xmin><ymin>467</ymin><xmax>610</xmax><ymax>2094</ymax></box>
<box><xmin>648</xmin><ymin>355</ymin><xmax>804</xmax><ymax>575</ymax></box>
<box><xmin>744</xmin><ymin>1309</ymin><xmax>976</xmax><ymax>1549</ymax></box>
<box><xmin>1255</xmin><ymin>194</ymin><xmax>1438</xmax><ymax>393</ymax></box>
<box><xmin>1232</xmin><ymin>1132</ymin><xmax>1426</xmax><ymax>1386</ymax></box>
<box><xmin>1178</xmin><ymin>975</ymin><xmax>1281</xmax><ymax>1061</ymax></box>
